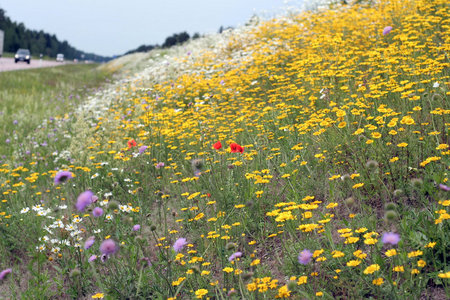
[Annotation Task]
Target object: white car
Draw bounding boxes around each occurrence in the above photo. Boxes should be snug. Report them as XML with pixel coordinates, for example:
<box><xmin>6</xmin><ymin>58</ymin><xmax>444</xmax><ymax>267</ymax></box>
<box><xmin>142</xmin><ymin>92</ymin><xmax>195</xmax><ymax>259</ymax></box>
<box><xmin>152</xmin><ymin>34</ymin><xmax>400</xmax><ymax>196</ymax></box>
<box><xmin>56</xmin><ymin>54</ymin><xmax>64</xmax><ymax>62</ymax></box>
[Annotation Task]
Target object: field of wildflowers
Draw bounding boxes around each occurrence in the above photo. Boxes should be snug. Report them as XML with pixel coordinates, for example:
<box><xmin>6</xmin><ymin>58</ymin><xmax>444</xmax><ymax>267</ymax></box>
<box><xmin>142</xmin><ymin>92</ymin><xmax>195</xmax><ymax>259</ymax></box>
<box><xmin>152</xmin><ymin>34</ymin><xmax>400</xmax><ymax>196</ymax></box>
<box><xmin>0</xmin><ymin>0</ymin><xmax>449</xmax><ymax>298</ymax></box>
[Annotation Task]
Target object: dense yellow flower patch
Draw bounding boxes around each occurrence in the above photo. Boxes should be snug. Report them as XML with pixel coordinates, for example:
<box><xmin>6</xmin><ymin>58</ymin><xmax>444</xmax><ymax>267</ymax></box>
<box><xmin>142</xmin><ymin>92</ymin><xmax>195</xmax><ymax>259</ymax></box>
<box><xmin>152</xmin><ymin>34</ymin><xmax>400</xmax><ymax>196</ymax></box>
<box><xmin>0</xmin><ymin>0</ymin><xmax>448</xmax><ymax>298</ymax></box>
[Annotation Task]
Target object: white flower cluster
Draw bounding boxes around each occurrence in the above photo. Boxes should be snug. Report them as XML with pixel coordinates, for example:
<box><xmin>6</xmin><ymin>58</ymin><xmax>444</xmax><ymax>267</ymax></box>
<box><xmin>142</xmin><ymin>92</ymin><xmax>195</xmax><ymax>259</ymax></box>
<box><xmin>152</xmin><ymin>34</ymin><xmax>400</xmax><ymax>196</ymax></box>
<box><xmin>35</xmin><ymin>216</ymin><xmax>84</xmax><ymax>252</ymax></box>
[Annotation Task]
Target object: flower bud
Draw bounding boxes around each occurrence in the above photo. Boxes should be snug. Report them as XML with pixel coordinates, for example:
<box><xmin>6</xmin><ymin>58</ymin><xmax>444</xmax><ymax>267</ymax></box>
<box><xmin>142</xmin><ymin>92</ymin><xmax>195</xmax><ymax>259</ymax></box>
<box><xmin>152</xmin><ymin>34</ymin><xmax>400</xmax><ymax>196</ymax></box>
<box><xmin>384</xmin><ymin>210</ymin><xmax>398</xmax><ymax>222</ymax></box>
<box><xmin>384</xmin><ymin>202</ymin><xmax>397</xmax><ymax>211</ymax></box>
<box><xmin>69</xmin><ymin>268</ymin><xmax>81</xmax><ymax>278</ymax></box>
<box><xmin>287</xmin><ymin>280</ymin><xmax>297</xmax><ymax>291</ymax></box>
<box><xmin>366</xmin><ymin>159</ymin><xmax>379</xmax><ymax>170</ymax></box>
<box><xmin>345</xmin><ymin>197</ymin><xmax>355</xmax><ymax>206</ymax></box>
<box><xmin>226</xmin><ymin>242</ymin><xmax>237</xmax><ymax>251</ymax></box>
<box><xmin>393</xmin><ymin>189</ymin><xmax>403</xmax><ymax>197</ymax></box>
<box><xmin>108</xmin><ymin>200</ymin><xmax>119</xmax><ymax>211</ymax></box>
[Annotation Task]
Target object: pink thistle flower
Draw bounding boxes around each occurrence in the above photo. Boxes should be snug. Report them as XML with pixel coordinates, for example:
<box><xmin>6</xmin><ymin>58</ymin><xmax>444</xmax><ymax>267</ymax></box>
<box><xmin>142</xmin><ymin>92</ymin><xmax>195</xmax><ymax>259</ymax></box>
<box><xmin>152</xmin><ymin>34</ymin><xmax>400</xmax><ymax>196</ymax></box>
<box><xmin>100</xmin><ymin>254</ymin><xmax>108</xmax><ymax>262</ymax></box>
<box><xmin>0</xmin><ymin>268</ymin><xmax>12</xmax><ymax>280</ymax></box>
<box><xmin>100</xmin><ymin>239</ymin><xmax>118</xmax><ymax>255</ymax></box>
<box><xmin>54</xmin><ymin>171</ymin><xmax>72</xmax><ymax>185</ymax></box>
<box><xmin>76</xmin><ymin>190</ymin><xmax>93</xmax><ymax>212</ymax></box>
<box><xmin>383</xmin><ymin>26</ymin><xmax>393</xmax><ymax>35</ymax></box>
<box><xmin>139</xmin><ymin>145</ymin><xmax>148</xmax><ymax>154</ymax></box>
<box><xmin>382</xmin><ymin>232</ymin><xmax>400</xmax><ymax>245</ymax></box>
<box><xmin>84</xmin><ymin>237</ymin><xmax>95</xmax><ymax>250</ymax></box>
<box><xmin>298</xmin><ymin>249</ymin><xmax>313</xmax><ymax>265</ymax></box>
<box><xmin>438</xmin><ymin>184</ymin><xmax>450</xmax><ymax>191</ymax></box>
<box><xmin>173</xmin><ymin>238</ymin><xmax>188</xmax><ymax>252</ymax></box>
<box><xmin>92</xmin><ymin>207</ymin><xmax>103</xmax><ymax>217</ymax></box>
<box><xmin>229</xmin><ymin>251</ymin><xmax>243</xmax><ymax>262</ymax></box>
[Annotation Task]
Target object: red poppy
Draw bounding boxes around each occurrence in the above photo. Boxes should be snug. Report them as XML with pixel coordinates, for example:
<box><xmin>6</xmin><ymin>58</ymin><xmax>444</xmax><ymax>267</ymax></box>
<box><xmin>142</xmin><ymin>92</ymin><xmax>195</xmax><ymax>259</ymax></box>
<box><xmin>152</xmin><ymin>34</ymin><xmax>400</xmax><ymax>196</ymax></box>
<box><xmin>213</xmin><ymin>141</ymin><xmax>222</xmax><ymax>150</ymax></box>
<box><xmin>230</xmin><ymin>142</ymin><xmax>244</xmax><ymax>153</ymax></box>
<box><xmin>127</xmin><ymin>139</ymin><xmax>137</xmax><ymax>149</ymax></box>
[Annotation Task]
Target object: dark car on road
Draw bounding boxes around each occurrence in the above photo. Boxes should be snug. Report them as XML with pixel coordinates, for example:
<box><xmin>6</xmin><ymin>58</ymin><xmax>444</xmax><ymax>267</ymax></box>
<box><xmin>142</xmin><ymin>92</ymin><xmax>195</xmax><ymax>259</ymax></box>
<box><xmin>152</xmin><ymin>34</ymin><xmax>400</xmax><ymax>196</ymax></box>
<box><xmin>15</xmin><ymin>49</ymin><xmax>31</xmax><ymax>64</ymax></box>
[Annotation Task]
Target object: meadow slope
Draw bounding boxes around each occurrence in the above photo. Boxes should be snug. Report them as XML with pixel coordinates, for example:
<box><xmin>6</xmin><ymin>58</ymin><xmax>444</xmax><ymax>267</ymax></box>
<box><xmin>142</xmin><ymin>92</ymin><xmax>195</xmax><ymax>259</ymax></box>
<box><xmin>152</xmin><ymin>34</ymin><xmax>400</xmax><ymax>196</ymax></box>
<box><xmin>0</xmin><ymin>0</ymin><xmax>449</xmax><ymax>299</ymax></box>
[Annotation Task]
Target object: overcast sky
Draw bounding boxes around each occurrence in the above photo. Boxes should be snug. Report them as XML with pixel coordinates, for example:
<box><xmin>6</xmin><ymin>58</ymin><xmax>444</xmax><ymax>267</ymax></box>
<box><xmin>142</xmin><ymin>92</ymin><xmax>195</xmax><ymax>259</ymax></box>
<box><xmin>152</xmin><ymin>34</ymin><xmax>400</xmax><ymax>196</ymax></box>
<box><xmin>1</xmin><ymin>0</ymin><xmax>304</xmax><ymax>57</ymax></box>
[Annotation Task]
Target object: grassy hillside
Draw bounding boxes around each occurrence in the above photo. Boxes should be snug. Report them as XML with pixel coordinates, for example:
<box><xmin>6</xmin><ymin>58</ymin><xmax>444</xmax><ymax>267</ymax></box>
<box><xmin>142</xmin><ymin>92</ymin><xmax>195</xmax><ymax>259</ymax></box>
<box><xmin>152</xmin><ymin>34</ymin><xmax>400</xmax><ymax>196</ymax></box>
<box><xmin>0</xmin><ymin>64</ymin><xmax>111</xmax><ymax>157</ymax></box>
<box><xmin>0</xmin><ymin>0</ymin><xmax>448</xmax><ymax>298</ymax></box>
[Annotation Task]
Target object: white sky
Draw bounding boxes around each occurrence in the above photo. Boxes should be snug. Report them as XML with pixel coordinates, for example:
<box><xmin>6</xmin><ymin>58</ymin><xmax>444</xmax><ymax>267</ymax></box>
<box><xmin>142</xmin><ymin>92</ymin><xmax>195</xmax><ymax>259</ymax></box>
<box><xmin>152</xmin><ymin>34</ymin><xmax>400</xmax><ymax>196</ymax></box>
<box><xmin>0</xmin><ymin>0</ymin><xmax>305</xmax><ymax>56</ymax></box>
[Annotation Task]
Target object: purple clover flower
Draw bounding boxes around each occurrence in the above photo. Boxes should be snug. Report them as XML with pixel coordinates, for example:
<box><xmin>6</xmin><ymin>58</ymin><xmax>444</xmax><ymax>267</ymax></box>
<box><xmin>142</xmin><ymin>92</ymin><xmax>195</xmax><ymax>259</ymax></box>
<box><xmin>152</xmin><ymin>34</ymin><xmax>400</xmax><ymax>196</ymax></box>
<box><xmin>382</xmin><ymin>232</ymin><xmax>400</xmax><ymax>245</ymax></box>
<box><xmin>92</xmin><ymin>207</ymin><xmax>103</xmax><ymax>217</ymax></box>
<box><xmin>383</xmin><ymin>26</ymin><xmax>393</xmax><ymax>35</ymax></box>
<box><xmin>84</xmin><ymin>237</ymin><xmax>95</xmax><ymax>250</ymax></box>
<box><xmin>54</xmin><ymin>170</ymin><xmax>73</xmax><ymax>185</ymax></box>
<box><xmin>133</xmin><ymin>224</ymin><xmax>141</xmax><ymax>231</ymax></box>
<box><xmin>138</xmin><ymin>145</ymin><xmax>148</xmax><ymax>154</ymax></box>
<box><xmin>228</xmin><ymin>251</ymin><xmax>243</xmax><ymax>262</ymax></box>
<box><xmin>298</xmin><ymin>249</ymin><xmax>313</xmax><ymax>265</ymax></box>
<box><xmin>173</xmin><ymin>238</ymin><xmax>188</xmax><ymax>252</ymax></box>
<box><xmin>0</xmin><ymin>268</ymin><xmax>12</xmax><ymax>280</ymax></box>
<box><xmin>100</xmin><ymin>239</ymin><xmax>118</xmax><ymax>255</ymax></box>
<box><xmin>76</xmin><ymin>190</ymin><xmax>93</xmax><ymax>212</ymax></box>
<box><xmin>438</xmin><ymin>184</ymin><xmax>450</xmax><ymax>191</ymax></box>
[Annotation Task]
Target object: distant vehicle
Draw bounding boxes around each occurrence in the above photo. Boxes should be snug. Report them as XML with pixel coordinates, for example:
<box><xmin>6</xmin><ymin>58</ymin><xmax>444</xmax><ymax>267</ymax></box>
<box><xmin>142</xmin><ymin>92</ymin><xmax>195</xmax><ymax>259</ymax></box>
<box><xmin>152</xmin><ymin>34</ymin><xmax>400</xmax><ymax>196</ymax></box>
<box><xmin>56</xmin><ymin>53</ymin><xmax>64</xmax><ymax>62</ymax></box>
<box><xmin>0</xmin><ymin>30</ymin><xmax>4</xmax><ymax>57</ymax></box>
<box><xmin>15</xmin><ymin>49</ymin><xmax>31</xmax><ymax>64</ymax></box>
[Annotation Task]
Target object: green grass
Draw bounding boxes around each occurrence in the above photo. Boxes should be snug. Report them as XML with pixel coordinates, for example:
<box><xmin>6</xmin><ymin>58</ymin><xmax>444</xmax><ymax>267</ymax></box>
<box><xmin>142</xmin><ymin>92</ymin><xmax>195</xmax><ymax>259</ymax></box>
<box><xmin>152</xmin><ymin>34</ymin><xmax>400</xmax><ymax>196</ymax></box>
<box><xmin>0</xmin><ymin>64</ymin><xmax>112</xmax><ymax>157</ymax></box>
<box><xmin>0</xmin><ymin>52</ymin><xmax>15</xmax><ymax>58</ymax></box>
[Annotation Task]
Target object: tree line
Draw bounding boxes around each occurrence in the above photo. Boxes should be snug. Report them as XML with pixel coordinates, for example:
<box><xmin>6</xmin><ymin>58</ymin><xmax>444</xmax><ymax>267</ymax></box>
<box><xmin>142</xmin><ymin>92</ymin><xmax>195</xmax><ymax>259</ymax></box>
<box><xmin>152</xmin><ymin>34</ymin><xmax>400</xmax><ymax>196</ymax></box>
<box><xmin>124</xmin><ymin>31</ymin><xmax>201</xmax><ymax>55</ymax></box>
<box><xmin>0</xmin><ymin>8</ymin><xmax>111</xmax><ymax>61</ymax></box>
<box><xmin>125</xmin><ymin>27</ymin><xmax>237</xmax><ymax>55</ymax></box>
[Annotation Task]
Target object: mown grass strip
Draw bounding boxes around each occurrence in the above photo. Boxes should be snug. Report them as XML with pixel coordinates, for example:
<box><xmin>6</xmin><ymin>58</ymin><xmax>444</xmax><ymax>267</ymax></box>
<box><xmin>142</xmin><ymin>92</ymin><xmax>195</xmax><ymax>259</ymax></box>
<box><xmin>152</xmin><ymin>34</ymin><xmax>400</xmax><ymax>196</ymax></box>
<box><xmin>0</xmin><ymin>64</ymin><xmax>112</xmax><ymax>157</ymax></box>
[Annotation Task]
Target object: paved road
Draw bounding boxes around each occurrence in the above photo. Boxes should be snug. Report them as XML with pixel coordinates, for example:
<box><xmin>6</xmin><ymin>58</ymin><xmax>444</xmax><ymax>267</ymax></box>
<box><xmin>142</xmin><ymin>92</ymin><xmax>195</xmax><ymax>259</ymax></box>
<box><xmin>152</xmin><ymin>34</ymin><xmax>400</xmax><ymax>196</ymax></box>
<box><xmin>0</xmin><ymin>57</ymin><xmax>66</xmax><ymax>72</ymax></box>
